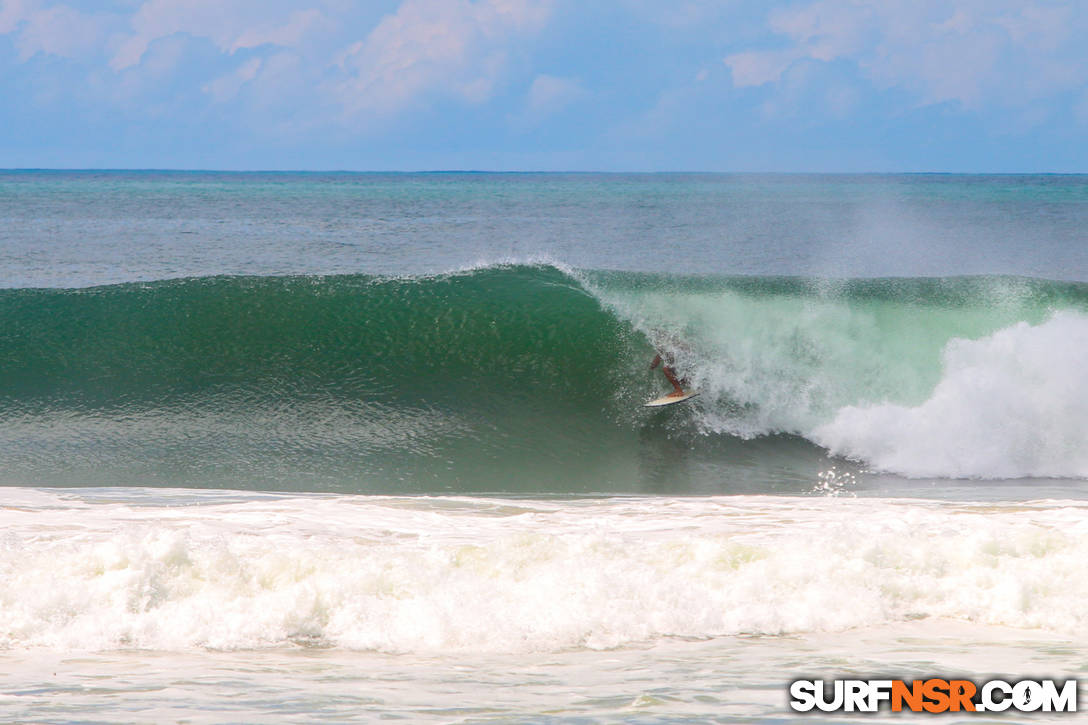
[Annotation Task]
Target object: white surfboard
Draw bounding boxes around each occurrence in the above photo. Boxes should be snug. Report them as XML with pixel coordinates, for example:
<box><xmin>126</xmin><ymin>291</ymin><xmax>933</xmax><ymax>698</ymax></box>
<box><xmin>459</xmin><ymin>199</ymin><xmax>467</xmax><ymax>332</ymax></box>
<box><xmin>644</xmin><ymin>391</ymin><xmax>699</xmax><ymax>408</ymax></box>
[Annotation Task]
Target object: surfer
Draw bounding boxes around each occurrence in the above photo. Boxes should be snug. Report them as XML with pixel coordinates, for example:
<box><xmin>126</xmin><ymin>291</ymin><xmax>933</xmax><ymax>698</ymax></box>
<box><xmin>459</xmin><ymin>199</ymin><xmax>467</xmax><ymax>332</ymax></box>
<box><xmin>650</xmin><ymin>350</ymin><xmax>688</xmax><ymax>398</ymax></box>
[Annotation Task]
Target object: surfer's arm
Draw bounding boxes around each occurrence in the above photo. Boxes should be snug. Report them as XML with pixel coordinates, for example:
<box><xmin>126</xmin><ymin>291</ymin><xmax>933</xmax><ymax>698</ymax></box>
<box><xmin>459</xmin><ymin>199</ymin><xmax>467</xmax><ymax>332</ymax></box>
<box><xmin>650</xmin><ymin>354</ymin><xmax>661</xmax><ymax>370</ymax></box>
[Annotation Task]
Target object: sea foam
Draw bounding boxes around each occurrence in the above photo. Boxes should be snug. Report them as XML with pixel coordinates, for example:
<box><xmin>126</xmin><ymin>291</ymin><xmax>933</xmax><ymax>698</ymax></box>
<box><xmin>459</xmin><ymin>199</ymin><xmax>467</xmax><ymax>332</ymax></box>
<box><xmin>814</xmin><ymin>312</ymin><xmax>1088</xmax><ymax>478</ymax></box>
<box><xmin>3</xmin><ymin>492</ymin><xmax>1087</xmax><ymax>653</ymax></box>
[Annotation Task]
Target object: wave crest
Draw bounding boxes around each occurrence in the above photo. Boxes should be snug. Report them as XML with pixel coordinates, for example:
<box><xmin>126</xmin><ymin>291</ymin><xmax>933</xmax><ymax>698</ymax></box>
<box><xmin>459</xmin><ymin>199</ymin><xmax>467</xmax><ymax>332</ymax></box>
<box><xmin>2</xmin><ymin>265</ymin><xmax>1087</xmax><ymax>483</ymax></box>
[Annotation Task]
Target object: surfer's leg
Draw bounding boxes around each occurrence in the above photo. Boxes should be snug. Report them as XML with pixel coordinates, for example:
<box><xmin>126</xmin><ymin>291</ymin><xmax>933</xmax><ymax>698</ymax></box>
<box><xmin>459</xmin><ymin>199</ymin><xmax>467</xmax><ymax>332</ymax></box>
<box><xmin>663</xmin><ymin>366</ymin><xmax>685</xmax><ymax>396</ymax></box>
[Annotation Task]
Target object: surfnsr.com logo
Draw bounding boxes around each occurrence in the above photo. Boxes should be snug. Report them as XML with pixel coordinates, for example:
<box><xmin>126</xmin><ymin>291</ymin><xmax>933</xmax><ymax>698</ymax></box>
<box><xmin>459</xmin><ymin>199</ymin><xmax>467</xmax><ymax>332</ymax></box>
<box><xmin>789</xmin><ymin>679</ymin><xmax>1077</xmax><ymax>713</ymax></box>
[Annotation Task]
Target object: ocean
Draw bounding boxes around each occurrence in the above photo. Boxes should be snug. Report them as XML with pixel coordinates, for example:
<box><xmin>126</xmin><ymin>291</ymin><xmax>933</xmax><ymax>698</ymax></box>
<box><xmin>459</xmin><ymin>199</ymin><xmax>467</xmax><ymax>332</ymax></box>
<box><xmin>1</xmin><ymin>171</ymin><xmax>1087</xmax><ymax>722</ymax></box>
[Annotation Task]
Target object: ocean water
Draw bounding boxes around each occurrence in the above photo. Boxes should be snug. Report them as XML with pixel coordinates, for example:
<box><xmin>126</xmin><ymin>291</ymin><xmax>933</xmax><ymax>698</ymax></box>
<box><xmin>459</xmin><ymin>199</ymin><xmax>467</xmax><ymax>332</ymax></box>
<box><xmin>2</xmin><ymin>171</ymin><xmax>1087</xmax><ymax>722</ymax></box>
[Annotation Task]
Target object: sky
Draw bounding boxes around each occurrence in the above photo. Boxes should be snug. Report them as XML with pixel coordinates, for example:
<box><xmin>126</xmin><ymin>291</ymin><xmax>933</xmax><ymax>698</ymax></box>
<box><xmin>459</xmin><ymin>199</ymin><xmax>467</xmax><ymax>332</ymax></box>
<box><xmin>1</xmin><ymin>0</ymin><xmax>1087</xmax><ymax>171</ymax></box>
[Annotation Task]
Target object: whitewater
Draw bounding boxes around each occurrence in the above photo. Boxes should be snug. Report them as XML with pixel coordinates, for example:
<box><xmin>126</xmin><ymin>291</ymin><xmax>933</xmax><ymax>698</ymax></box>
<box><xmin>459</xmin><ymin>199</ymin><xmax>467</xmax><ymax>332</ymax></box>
<box><xmin>2</xmin><ymin>171</ymin><xmax>1087</xmax><ymax>722</ymax></box>
<box><xmin>5</xmin><ymin>489</ymin><xmax>1088</xmax><ymax>652</ymax></box>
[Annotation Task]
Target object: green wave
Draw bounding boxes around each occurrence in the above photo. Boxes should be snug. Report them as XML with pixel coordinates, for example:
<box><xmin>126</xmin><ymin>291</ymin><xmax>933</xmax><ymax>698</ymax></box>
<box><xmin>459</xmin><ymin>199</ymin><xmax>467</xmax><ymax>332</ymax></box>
<box><xmin>2</xmin><ymin>265</ymin><xmax>1086</xmax><ymax>491</ymax></box>
<box><xmin>0</xmin><ymin>266</ymin><xmax>634</xmax><ymax>405</ymax></box>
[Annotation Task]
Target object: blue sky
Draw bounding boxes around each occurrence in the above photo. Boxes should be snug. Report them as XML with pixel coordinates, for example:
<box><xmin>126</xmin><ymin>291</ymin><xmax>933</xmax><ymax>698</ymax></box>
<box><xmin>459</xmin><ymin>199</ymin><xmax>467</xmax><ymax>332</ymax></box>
<box><xmin>2</xmin><ymin>0</ymin><xmax>1087</xmax><ymax>171</ymax></box>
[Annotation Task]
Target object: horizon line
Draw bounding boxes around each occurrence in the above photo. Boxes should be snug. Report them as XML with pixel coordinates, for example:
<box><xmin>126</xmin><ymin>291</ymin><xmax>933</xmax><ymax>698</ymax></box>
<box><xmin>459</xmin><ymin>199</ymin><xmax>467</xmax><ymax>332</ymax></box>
<box><xmin>3</xmin><ymin>168</ymin><xmax>1088</xmax><ymax>176</ymax></box>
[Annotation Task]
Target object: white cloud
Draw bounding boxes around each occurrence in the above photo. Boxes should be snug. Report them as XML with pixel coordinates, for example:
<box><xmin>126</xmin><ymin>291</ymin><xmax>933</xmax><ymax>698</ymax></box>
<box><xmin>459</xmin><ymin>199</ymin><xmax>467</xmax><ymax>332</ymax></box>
<box><xmin>231</xmin><ymin>9</ymin><xmax>328</xmax><ymax>54</ymax></box>
<box><xmin>508</xmin><ymin>73</ymin><xmax>587</xmax><ymax>129</ymax></box>
<box><xmin>110</xmin><ymin>1</ymin><xmax>327</xmax><ymax>71</ymax></box>
<box><xmin>0</xmin><ymin>0</ymin><xmax>35</xmax><ymax>34</ymax></box>
<box><xmin>526</xmin><ymin>74</ymin><xmax>586</xmax><ymax>115</ymax></box>
<box><xmin>727</xmin><ymin>0</ymin><xmax>1088</xmax><ymax>110</ymax></box>
<box><xmin>617</xmin><ymin>0</ymin><xmax>733</xmax><ymax>29</ymax></box>
<box><xmin>202</xmin><ymin>57</ymin><xmax>262</xmax><ymax>102</ymax></box>
<box><xmin>333</xmin><ymin>0</ymin><xmax>553</xmax><ymax>117</ymax></box>
<box><xmin>724</xmin><ymin>49</ymin><xmax>801</xmax><ymax>88</ymax></box>
<box><xmin>1</xmin><ymin>0</ymin><xmax>555</xmax><ymax>130</ymax></box>
<box><xmin>613</xmin><ymin>85</ymin><xmax>696</xmax><ymax>141</ymax></box>
<box><xmin>17</xmin><ymin>6</ymin><xmax>87</xmax><ymax>59</ymax></box>
<box><xmin>1</xmin><ymin>2</ymin><xmax>108</xmax><ymax>61</ymax></box>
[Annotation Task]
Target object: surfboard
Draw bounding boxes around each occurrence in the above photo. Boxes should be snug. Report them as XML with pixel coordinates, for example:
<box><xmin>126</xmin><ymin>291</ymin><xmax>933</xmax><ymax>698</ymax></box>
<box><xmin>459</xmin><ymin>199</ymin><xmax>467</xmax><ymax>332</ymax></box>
<box><xmin>644</xmin><ymin>391</ymin><xmax>699</xmax><ymax>408</ymax></box>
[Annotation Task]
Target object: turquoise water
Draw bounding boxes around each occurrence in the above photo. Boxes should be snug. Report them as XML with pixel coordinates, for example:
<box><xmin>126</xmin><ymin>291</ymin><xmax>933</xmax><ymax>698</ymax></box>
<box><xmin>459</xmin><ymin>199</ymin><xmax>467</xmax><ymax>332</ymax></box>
<box><xmin>2</xmin><ymin>172</ymin><xmax>1087</xmax><ymax>721</ymax></box>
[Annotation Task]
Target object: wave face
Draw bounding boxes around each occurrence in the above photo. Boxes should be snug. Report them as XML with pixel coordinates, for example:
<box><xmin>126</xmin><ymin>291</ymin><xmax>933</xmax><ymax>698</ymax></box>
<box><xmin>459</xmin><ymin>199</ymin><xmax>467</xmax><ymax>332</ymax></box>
<box><xmin>2</xmin><ymin>264</ymin><xmax>1087</xmax><ymax>487</ymax></box>
<box><xmin>0</xmin><ymin>267</ymin><xmax>645</xmax><ymax>491</ymax></box>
